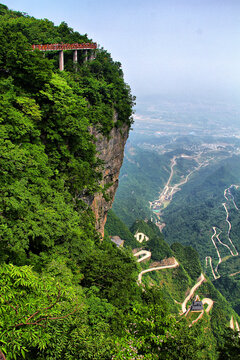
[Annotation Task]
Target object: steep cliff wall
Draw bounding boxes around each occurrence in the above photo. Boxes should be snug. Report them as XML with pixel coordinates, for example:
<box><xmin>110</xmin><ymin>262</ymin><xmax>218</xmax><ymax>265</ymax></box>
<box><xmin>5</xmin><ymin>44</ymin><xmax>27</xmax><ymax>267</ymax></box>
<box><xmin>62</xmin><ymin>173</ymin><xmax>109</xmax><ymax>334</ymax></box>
<box><xmin>91</xmin><ymin>122</ymin><xmax>129</xmax><ymax>237</ymax></box>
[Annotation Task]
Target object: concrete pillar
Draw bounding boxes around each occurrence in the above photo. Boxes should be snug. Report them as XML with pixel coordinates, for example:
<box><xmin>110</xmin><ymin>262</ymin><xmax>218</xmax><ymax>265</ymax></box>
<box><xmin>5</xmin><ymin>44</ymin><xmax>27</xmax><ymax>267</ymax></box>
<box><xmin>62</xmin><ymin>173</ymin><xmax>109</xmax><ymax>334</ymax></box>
<box><xmin>84</xmin><ymin>49</ymin><xmax>88</xmax><ymax>62</ymax></box>
<box><xmin>73</xmin><ymin>50</ymin><xmax>78</xmax><ymax>63</ymax></box>
<box><xmin>89</xmin><ymin>51</ymin><xmax>95</xmax><ymax>61</ymax></box>
<box><xmin>59</xmin><ymin>50</ymin><xmax>64</xmax><ymax>71</ymax></box>
<box><xmin>73</xmin><ymin>50</ymin><xmax>78</xmax><ymax>71</ymax></box>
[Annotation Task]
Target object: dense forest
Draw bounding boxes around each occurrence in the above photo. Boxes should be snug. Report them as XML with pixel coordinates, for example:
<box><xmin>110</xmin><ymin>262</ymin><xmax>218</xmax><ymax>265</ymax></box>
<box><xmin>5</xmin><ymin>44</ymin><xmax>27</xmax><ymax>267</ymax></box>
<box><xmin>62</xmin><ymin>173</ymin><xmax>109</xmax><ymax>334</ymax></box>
<box><xmin>0</xmin><ymin>3</ymin><xmax>240</xmax><ymax>359</ymax></box>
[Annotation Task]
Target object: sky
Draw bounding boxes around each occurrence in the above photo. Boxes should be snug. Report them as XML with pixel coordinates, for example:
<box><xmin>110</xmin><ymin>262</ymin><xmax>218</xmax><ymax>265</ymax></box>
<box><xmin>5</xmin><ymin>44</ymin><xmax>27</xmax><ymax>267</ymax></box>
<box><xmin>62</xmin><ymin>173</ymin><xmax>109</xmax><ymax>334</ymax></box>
<box><xmin>2</xmin><ymin>0</ymin><xmax>240</xmax><ymax>111</ymax></box>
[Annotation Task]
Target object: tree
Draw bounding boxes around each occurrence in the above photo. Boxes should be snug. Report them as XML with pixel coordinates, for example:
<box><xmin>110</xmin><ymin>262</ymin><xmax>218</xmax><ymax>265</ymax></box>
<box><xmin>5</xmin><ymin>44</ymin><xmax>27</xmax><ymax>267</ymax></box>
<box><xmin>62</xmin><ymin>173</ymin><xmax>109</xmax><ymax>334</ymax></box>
<box><xmin>0</xmin><ymin>264</ymin><xmax>83</xmax><ymax>359</ymax></box>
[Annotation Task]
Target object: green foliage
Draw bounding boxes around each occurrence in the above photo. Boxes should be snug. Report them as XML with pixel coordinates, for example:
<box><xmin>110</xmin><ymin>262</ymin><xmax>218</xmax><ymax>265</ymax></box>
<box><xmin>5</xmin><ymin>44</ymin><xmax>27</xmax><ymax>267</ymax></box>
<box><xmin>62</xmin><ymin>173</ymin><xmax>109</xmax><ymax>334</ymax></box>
<box><xmin>113</xmin><ymin>288</ymin><xmax>214</xmax><ymax>360</ymax></box>
<box><xmin>171</xmin><ymin>242</ymin><xmax>202</xmax><ymax>281</ymax></box>
<box><xmin>88</xmin><ymin>50</ymin><xmax>135</xmax><ymax>129</ymax></box>
<box><xmin>218</xmin><ymin>256</ymin><xmax>240</xmax><ymax>276</ymax></box>
<box><xmin>214</xmin><ymin>275</ymin><xmax>240</xmax><ymax>315</ymax></box>
<box><xmin>0</xmin><ymin>263</ymin><xmax>83</xmax><ymax>359</ymax></box>
<box><xmin>145</xmin><ymin>264</ymin><xmax>192</xmax><ymax>305</ymax></box>
<box><xmin>29</xmin><ymin>289</ymin><xmax>115</xmax><ymax>360</ymax></box>
<box><xmin>147</xmin><ymin>235</ymin><xmax>173</xmax><ymax>262</ymax></box>
<box><xmin>80</xmin><ymin>239</ymin><xmax>141</xmax><ymax>307</ymax></box>
<box><xmin>105</xmin><ymin>209</ymin><xmax>139</xmax><ymax>248</ymax></box>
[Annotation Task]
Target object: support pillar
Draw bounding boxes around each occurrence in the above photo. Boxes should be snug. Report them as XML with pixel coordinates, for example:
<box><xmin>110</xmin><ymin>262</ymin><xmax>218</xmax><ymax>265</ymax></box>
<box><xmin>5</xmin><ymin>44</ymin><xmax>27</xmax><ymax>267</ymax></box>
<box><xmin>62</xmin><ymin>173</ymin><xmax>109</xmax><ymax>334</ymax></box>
<box><xmin>59</xmin><ymin>50</ymin><xmax>64</xmax><ymax>71</ymax></box>
<box><xmin>89</xmin><ymin>50</ymin><xmax>95</xmax><ymax>61</ymax></box>
<box><xmin>84</xmin><ymin>49</ymin><xmax>88</xmax><ymax>63</ymax></box>
<box><xmin>73</xmin><ymin>50</ymin><xmax>78</xmax><ymax>71</ymax></box>
<box><xmin>73</xmin><ymin>50</ymin><xmax>78</xmax><ymax>63</ymax></box>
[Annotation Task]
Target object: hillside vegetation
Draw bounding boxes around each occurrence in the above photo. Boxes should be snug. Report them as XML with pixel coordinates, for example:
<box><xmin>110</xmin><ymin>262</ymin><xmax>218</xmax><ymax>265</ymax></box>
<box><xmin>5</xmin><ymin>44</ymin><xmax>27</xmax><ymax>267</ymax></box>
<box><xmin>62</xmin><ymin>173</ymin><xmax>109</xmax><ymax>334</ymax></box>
<box><xmin>108</xmin><ymin>215</ymin><xmax>240</xmax><ymax>358</ymax></box>
<box><xmin>0</xmin><ymin>3</ymin><xmax>240</xmax><ymax>359</ymax></box>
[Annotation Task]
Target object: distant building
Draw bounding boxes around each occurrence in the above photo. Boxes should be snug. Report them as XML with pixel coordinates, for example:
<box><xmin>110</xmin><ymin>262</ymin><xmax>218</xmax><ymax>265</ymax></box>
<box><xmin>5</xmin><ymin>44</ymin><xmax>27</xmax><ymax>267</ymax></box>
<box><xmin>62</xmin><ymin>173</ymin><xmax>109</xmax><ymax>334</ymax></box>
<box><xmin>190</xmin><ymin>301</ymin><xmax>203</xmax><ymax>312</ymax></box>
<box><xmin>110</xmin><ymin>236</ymin><xmax>125</xmax><ymax>247</ymax></box>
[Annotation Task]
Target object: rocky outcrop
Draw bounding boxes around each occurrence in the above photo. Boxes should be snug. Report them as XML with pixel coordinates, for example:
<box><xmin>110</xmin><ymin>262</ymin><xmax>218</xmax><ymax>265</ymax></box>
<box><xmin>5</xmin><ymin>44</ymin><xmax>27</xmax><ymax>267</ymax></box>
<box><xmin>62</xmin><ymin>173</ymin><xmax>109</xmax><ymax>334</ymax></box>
<box><xmin>89</xmin><ymin>120</ymin><xmax>129</xmax><ymax>237</ymax></box>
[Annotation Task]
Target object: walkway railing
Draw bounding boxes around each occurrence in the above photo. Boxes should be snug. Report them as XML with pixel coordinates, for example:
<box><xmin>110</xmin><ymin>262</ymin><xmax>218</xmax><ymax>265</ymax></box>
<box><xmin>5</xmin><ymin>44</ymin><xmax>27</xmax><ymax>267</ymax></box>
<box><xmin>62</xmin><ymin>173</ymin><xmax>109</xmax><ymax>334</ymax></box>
<box><xmin>31</xmin><ymin>43</ymin><xmax>97</xmax><ymax>51</ymax></box>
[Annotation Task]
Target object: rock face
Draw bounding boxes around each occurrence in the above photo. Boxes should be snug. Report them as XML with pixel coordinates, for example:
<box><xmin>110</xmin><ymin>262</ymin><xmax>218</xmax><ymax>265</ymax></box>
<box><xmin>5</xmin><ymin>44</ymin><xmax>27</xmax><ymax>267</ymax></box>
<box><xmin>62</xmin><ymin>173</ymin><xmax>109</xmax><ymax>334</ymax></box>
<box><xmin>90</xmin><ymin>122</ymin><xmax>129</xmax><ymax>237</ymax></box>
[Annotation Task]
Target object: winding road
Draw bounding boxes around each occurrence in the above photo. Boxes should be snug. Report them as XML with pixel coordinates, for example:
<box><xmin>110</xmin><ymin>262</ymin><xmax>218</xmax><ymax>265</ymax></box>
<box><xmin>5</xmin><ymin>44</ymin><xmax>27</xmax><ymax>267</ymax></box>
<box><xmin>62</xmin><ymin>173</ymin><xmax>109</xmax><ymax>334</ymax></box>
<box><xmin>168</xmin><ymin>157</ymin><xmax>210</xmax><ymax>202</ymax></box>
<box><xmin>230</xmin><ymin>316</ymin><xmax>240</xmax><ymax>333</ymax></box>
<box><xmin>136</xmin><ymin>251</ymin><xmax>214</xmax><ymax>327</ymax></box>
<box><xmin>222</xmin><ymin>202</ymin><xmax>238</xmax><ymax>256</ymax></box>
<box><xmin>138</xmin><ymin>258</ymin><xmax>179</xmax><ymax>284</ymax></box>
<box><xmin>180</xmin><ymin>274</ymin><xmax>213</xmax><ymax>327</ymax></box>
<box><xmin>206</xmin><ymin>185</ymin><xmax>239</xmax><ymax>279</ymax></box>
<box><xmin>189</xmin><ymin>311</ymin><xmax>204</xmax><ymax>327</ymax></box>
<box><xmin>206</xmin><ymin>256</ymin><xmax>218</xmax><ymax>280</ymax></box>
<box><xmin>202</xmin><ymin>298</ymin><xmax>214</xmax><ymax>313</ymax></box>
<box><xmin>134</xmin><ymin>250</ymin><xmax>152</xmax><ymax>263</ymax></box>
<box><xmin>181</xmin><ymin>273</ymin><xmax>205</xmax><ymax>314</ymax></box>
<box><xmin>210</xmin><ymin>227</ymin><xmax>222</xmax><ymax>275</ymax></box>
<box><xmin>224</xmin><ymin>185</ymin><xmax>239</xmax><ymax>210</ymax></box>
<box><xmin>215</xmin><ymin>228</ymin><xmax>235</xmax><ymax>257</ymax></box>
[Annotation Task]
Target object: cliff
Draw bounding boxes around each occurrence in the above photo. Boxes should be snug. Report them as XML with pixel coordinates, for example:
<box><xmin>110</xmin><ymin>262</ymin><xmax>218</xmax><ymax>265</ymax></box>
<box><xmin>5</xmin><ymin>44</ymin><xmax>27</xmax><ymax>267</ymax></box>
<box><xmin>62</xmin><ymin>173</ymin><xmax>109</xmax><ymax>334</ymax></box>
<box><xmin>0</xmin><ymin>6</ymin><xmax>135</xmax><ymax>263</ymax></box>
<box><xmin>91</xmin><ymin>122</ymin><xmax>129</xmax><ymax>236</ymax></box>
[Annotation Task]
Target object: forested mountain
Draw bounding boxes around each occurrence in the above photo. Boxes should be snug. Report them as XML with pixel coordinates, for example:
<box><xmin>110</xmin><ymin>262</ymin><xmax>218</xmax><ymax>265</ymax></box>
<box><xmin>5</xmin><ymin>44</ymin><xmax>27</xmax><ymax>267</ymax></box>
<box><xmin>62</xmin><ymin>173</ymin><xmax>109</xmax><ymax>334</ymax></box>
<box><xmin>1</xmin><ymin>3</ymin><xmax>240</xmax><ymax>359</ymax></box>
<box><xmin>113</xmin><ymin>131</ymin><xmax>240</xmax><ymax>321</ymax></box>
<box><xmin>162</xmin><ymin>155</ymin><xmax>240</xmax><ymax>315</ymax></box>
<box><xmin>163</xmin><ymin>155</ymin><xmax>240</xmax><ymax>260</ymax></box>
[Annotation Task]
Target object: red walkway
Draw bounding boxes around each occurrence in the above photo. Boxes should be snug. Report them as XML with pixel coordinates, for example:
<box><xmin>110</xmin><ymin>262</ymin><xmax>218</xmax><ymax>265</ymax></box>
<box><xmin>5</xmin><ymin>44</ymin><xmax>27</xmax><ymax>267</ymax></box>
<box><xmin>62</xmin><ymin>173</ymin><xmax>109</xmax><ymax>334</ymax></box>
<box><xmin>32</xmin><ymin>43</ymin><xmax>97</xmax><ymax>51</ymax></box>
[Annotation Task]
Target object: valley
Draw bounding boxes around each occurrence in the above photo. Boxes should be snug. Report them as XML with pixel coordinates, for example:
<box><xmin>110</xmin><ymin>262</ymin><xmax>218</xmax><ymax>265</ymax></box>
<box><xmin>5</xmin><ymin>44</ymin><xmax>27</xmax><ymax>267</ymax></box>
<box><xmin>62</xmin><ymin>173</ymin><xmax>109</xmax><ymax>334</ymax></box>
<box><xmin>150</xmin><ymin>152</ymin><xmax>212</xmax><ymax>230</ymax></box>
<box><xmin>150</xmin><ymin>155</ymin><xmax>240</xmax><ymax>281</ymax></box>
<box><xmin>112</xmin><ymin>118</ymin><xmax>240</xmax><ymax>316</ymax></box>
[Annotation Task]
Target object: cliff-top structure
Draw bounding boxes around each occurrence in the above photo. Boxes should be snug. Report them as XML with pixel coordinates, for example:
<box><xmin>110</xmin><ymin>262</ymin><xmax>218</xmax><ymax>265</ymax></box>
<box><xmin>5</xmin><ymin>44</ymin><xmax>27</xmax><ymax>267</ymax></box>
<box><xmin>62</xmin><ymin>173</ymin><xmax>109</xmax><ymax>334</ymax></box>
<box><xmin>32</xmin><ymin>42</ymin><xmax>97</xmax><ymax>70</ymax></box>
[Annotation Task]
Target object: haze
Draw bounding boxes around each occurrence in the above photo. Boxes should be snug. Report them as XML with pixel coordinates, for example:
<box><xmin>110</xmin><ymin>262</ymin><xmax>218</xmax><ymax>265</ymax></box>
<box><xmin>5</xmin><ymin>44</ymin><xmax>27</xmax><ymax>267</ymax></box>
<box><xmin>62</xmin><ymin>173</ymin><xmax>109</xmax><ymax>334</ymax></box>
<box><xmin>3</xmin><ymin>0</ymin><xmax>240</xmax><ymax>110</ymax></box>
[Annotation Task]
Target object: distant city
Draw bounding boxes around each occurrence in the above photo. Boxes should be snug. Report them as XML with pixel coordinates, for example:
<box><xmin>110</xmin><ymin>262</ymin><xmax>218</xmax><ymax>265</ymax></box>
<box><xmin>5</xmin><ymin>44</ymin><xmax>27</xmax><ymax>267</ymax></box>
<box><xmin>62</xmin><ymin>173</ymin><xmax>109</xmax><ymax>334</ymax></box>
<box><xmin>132</xmin><ymin>100</ymin><xmax>240</xmax><ymax>138</ymax></box>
